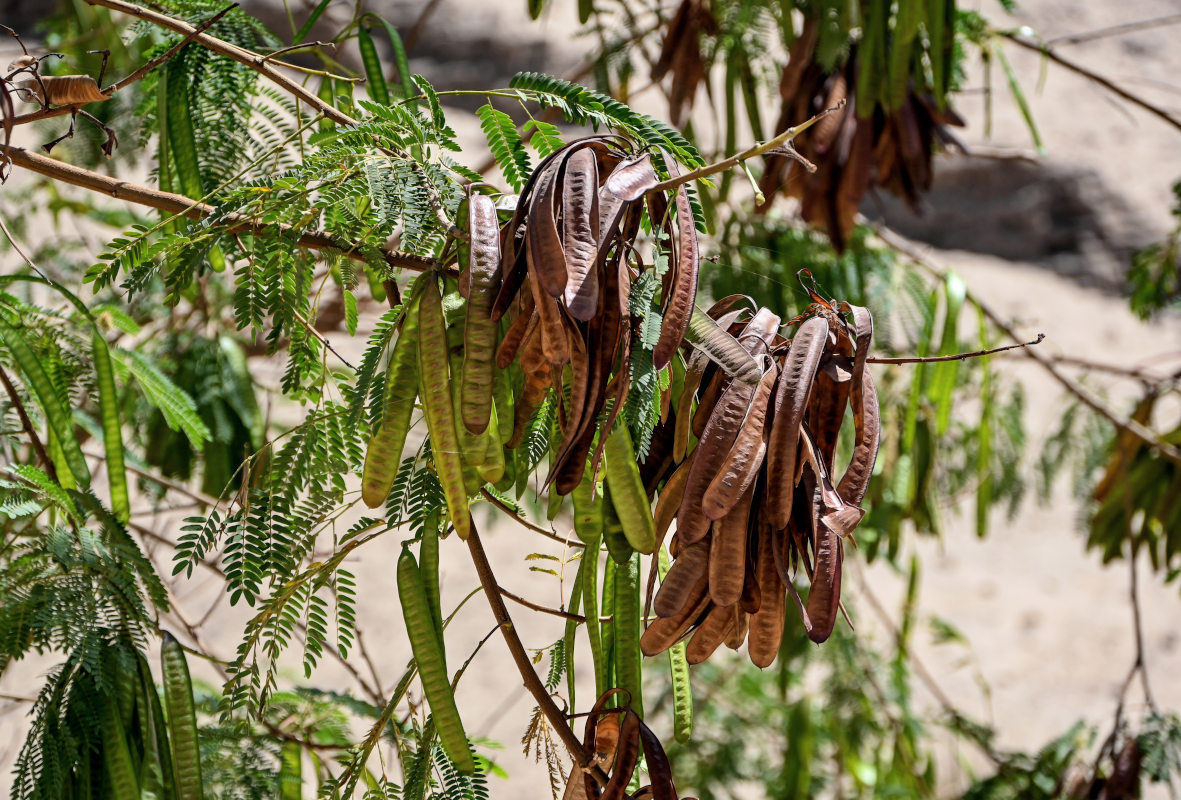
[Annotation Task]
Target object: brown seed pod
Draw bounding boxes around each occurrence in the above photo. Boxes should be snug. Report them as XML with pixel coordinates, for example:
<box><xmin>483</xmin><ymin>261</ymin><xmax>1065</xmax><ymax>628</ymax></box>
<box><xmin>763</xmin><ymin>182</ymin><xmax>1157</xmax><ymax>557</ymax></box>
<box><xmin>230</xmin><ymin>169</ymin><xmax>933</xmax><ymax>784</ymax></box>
<box><xmin>562</xmin><ymin>147</ymin><xmax>601</xmax><ymax>320</ymax></box>
<box><xmin>765</xmin><ymin>315</ymin><xmax>830</xmax><ymax>529</ymax></box>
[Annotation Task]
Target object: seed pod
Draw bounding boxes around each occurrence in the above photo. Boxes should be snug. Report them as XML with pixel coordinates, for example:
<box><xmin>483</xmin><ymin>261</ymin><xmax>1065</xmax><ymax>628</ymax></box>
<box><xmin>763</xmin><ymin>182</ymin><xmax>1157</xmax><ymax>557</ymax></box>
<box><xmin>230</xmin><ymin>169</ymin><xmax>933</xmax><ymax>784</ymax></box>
<box><xmin>361</xmin><ymin>288</ymin><xmax>422</xmax><ymax>508</ymax></box>
<box><xmin>766</xmin><ymin>315</ymin><xmax>830</xmax><ymax>529</ymax></box>
<box><xmin>804</xmin><ymin>517</ymin><xmax>842</xmax><ymax>644</ymax></box>
<box><xmin>708</xmin><ymin>484</ymin><xmax>754</xmax><ymax>607</ymax></box>
<box><xmin>604</xmin><ymin>425</ymin><xmax>657</xmax><ymax>554</ymax></box>
<box><xmin>527</xmin><ymin>161</ymin><xmax>569</xmax><ymax>298</ymax></box>
<box><xmin>685</xmin><ymin>602</ymin><xmax>736</xmax><ymax>665</ymax></box>
<box><xmin>678</xmin><ymin>376</ymin><xmax>757</xmax><ymax>544</ymax></box>
<box><xmin>654</xmin><ymin>540</ymin><xmax>709</xmax><ymax>618</ymax></box>
<box><xmin>562</xmin><ymin>147</ymin><xmax>601</xmax><ymax>320</ymax></box>
<box><xmin>640</xmin><ymin>588</ymin><xmax>710</xmax><ymax>657</ymax></box>
<box><xmin>601</xmin><ymin>483</ymin><xmax>635</xmax><ymax>565</ymax></box>
<box><xmin>702</xmin><ymin>361</ymin><xmax>777</xmax><ymax>520</ymax></box>
<box><xmin>397</xmin><ymin>547</ymin><xmax>475</xmax><ymax>772</ymax></box>
<box><xmin>748</xmin><ymin>520</ymin><xmax>786</xmax><ymax>668</ymax></box>
<box><xmin>417</xmin><ymin>277</ymin><xmax>471</xmax><ymax>539</ymax></box>
<box><xmin>461</xmin><ymin>193</ymin><xmax>502</xmax><ymax>434</ymax></box>
<box><xmin>837</xmin><ymin>368</ymin><xmax>879</xmax><ymax>506</ymax></box>
<box><xmin>653</xmin><ymin>171</ymin><xmax>700</xmax><ymax>369</ymax></box>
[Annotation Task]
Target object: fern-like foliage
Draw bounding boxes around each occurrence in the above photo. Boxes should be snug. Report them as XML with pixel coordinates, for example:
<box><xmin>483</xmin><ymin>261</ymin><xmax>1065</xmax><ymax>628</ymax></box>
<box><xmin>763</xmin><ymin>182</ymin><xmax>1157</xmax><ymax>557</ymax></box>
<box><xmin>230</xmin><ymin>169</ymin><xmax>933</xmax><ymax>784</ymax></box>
<box><xmin>509</xmin><ymin>71</ymin><xmax>704</xmax><ymax>168</ymax></box>
<box><xmin>476</xmin><ymin>103</ymin><xmax>533</xmax><ymax>193</ymax></box>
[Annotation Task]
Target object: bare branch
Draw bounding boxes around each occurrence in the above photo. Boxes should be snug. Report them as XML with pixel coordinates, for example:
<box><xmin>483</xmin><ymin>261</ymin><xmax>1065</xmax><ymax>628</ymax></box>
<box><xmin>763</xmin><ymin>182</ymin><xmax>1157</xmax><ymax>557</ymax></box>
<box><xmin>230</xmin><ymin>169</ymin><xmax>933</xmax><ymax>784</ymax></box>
<box><xmin>879</xmin><ymin>227</ymin><xmax>1181</xmax><ymax>467</ymax></box>
<box><xmin>867</xmin><ymin>334</ymin><xmax>1045</xmax><ymax>364</ymax></box>
<box><xmin>1002</xmin><ymin>32</ymin><xmax>1181</xmax><ymax>135</ymax></box>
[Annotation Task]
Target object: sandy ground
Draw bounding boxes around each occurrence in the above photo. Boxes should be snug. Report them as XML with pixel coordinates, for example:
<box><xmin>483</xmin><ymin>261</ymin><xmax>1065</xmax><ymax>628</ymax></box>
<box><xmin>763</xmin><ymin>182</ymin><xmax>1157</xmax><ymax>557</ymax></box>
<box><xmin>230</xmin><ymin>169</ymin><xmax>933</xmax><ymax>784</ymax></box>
<box><xmin>3</xmin><ymin>0</ymin><xmax>1181</xmax><ymax>797</ymax></box>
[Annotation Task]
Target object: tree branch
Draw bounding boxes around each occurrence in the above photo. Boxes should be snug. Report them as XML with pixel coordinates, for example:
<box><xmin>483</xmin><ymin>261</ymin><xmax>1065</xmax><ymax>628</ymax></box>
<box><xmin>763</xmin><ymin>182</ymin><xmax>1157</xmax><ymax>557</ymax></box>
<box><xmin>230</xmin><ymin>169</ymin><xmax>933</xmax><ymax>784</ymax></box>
<box><xmin>479</xmin><ymin>487</ymin><xmax>584</xmax><ymax>548</ymax></box>
<box><xmin>82</xmin><ymin>0</ymin><xmax>358</xmax><ymax>127</ymax></box>
<box><xmin>464</xmin><ymin>519</ymin><xmax>608</xmax><ymax>787</ymax></box>
<box><xmin>1001</xmin><ymin>32</ymin><xmax>1181</xmax><ymax>135</ymax></box>
<box><xmin>0</xmin><ymin>144</ymin><xmax>435</xmax><ymax>273</ymax></box>
<box><xmin>878</xmin><ymin>227</ymin><xmax>1181</xmax><ymax>467</ymax></box>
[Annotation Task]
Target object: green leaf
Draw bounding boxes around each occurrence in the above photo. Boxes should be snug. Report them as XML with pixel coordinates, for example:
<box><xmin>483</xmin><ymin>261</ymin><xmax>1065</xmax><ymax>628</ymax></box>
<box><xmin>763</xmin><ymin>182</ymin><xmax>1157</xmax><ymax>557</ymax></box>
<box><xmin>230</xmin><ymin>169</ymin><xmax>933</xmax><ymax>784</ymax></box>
<box><xmin>123</xmin><ymin>349</ymin><xmax>210</xmax><ymax>449</ymax></box>
<box><xmin>0</xmin><ymin>317</ymin><xmax>91</xmax><ymax>489</ymax></box>
<box><xmin>369</xmin><ymin>17</ymin><xmax>416</xmax><ymax>101</ymax></box>
<box><xmin>476</xmin><ymin>103</ymin><xmax>532</xmax><ymax>193</ymax></box>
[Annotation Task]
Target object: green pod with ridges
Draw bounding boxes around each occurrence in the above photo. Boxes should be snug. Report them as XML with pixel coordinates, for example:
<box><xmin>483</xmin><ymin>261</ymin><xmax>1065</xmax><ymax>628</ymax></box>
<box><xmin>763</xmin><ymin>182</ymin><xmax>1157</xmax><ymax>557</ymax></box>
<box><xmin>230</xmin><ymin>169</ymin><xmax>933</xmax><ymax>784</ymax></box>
<box><xmin>669</xmin><ymin>641</ymin><xmax>693</xmax><ymax>742</ymax></box>
<box><xmin>136</xmin><ymin>652</ymin><xmax>176</xmax><ymax>799</ymax></box>
<box><xmin>444</xmin><ymin>290</ymin><xmax>488</xmax><ymax>495</ymax></box>
<box><xmin>418</xmin><ymin>277</ymin><xmax>471</xmax><ymax>539</ymax></box>
<box><xmin>357</xmin><ymin>25</ymin><xmax>389</xmax><ymax>106</ymax></box>
<box><xmin>397</xmin><ymin>547</ymin><xmax>476</xmax><ymax>773</ymax></box>
<box><xmin>601</xmin><ymin>558</ymin><xmax>617</xmax><ymax>693</ymax></box>
<box><xmin>476</xmin><ymin>403</ymin><xmax>505</xmax><ymax>484</ymax></box>
<box><xmin>571</xmin><ymin>469</ymin><xmax>603</xmax><ymax>546</ymax></box>
<box><xmin>361</xmin><ymin>287</ymin><xmax>422</xmax><ymax>508</ymax></box>
<box><xmin>565</xmin><ymin>554</ymin><xmax>586</xmax><ymax>712</ymax></box>
<box><xmin>102</xmin><ymin>695</ymin><xmax>140</xmax><ymax>800</ymax></box>
<box><xmin>613</xmin><ymin>551</ymin><xmax>643</xmax><ymax>719</ymax></box>
<box><xmin>603</xmin><ymin>425</ymin><xmax>657</xmax><ymax>554</ymax></box>
<box><xmin>580</xmin><ymin>535</ymin><xmax>608</xmax><ymax>699</ymax></box>
<box><xmin>161</xmin><ymin>631</ymin><xmax>203</xmax><ymax>800</ymax></box>
<box><xmin>601</xmin><ymin>484</ymin><xmax>634</xmax><ymax>565</ymax></box>
<box><xmin>421</xmin><ymin>509</ymin><xmax>445</xmax><ymax>659</ymax></box>
<box><xmin>93</xmin><ymin>329</ymin><xmax>130</xmax><ymax>522</ymax></box>
<box><xmin>492</xmin><ymin>334</ymin><xmax>514</xmax><ymax>446</ymax></box>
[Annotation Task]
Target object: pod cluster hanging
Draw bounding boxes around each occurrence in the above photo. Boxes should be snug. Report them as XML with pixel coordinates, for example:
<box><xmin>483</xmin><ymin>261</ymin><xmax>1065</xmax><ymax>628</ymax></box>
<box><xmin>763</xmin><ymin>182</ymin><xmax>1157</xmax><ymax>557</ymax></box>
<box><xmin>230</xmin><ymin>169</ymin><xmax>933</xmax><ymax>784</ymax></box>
<box><xmin>483</xmin><ymin>135</ymin><xmax>701</xmax><ymax>496</ymax></box>
<box><xmin>640</xmin><ymin>290</ymin><xmax>881</xmax><ymax>667</ymax></box>
<box><xmin>759</xmin><ymin>20</ymin><xmax>964</xmax><ymax>251</ymax></box>
<box><xmin>361</xmin><ymin>136</ymin><xmax>704</xmax><ymax>544</ymax></box>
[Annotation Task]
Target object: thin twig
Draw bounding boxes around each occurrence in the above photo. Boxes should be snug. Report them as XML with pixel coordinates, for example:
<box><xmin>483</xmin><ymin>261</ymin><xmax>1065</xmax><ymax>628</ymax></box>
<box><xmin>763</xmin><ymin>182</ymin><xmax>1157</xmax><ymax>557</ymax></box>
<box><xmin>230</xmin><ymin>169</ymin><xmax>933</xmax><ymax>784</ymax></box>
<box><xmin>879</xmin><ymin>227</ymin><xmax>1181</xmax><ymax>467</ymax></box>
<box><xmin>84</xmin><ymin>447</ymin><xmax>222</xmax><ymax>507</ymax></box>
<box><xmin>83</xmin><ymin>0</ymin><xmax>357</xmax><ymax>126</ymax></box>
<box><xmin>867</xmin><ymin>334</ymin><xmax>1044</xmax><ymax>364</ymax></box>
<box><xmin>261</xmin><ymin>40</ymin><xmax>336</xmax><ymax>64</ymax></box>
<box><xmin>499</xmin><ymin>585</ymin><xmax>585</xmax><ymax>622</ymax></box>
<box><xmin>650</xmin><ymin>100</ymin><xmax>844</xmax><ymax>193</ymax></box>
<box><xmin>479</xmin><ymin>488</ymin><xmax>584</xmax><ymax>548</ymax></box>
<box><xmin>1046</xmin><ymin>13</ymin><xmax>1181</xmax><ymax>46</ymax></box>
<box><xmin>1001</xmin><ymin>32</ymin><xmax>1181</xmax><ymax>135</ymax></box>
<box><xmin>0</xmin><ymin>211</ymin><xmax>49</xmax><ymax>280</ymax></box>
<box><xmin>1049</xmin><ymin>354</ymin><xmax>1179</xmax><ymax>386</ymax></box>
<box><xmin>1</xmin><ymin>144</ymin><xmax>434</xmax><ymax>274</ymax></box>
<box><xmin>464</xmin><ymin>520</ymin><xmax>608</xmax><ymax>787</ymax></box>
<box><xmin>0</xmin><ymin>364</ymin><xmax>58</xmax><ymax>482</ymax></box>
